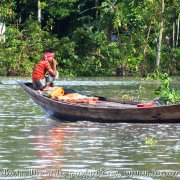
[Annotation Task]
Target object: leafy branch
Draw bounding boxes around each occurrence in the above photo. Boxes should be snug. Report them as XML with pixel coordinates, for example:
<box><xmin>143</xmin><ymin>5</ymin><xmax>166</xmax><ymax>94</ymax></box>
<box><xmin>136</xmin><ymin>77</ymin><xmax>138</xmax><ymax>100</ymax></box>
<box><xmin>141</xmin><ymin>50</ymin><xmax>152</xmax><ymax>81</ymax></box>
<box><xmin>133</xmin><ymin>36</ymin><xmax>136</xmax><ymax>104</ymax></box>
<box><xmin>155</xmin><ymin>75</ymin><xmax>180</xmax><ymax>105</ymax></box>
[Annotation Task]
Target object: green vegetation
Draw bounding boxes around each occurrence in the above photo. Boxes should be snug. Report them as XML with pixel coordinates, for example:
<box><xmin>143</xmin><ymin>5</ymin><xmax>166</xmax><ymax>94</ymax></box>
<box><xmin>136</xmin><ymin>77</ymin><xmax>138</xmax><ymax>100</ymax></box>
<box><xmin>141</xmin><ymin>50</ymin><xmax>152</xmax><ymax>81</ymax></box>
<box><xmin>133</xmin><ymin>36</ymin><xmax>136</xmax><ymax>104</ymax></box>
<box><xmin>155</xmin><ymin>75</ymin><xmax>180</xmax><ymax>105</ymax></box>
<box><xmin>0</xmin><ymin>0</ymin><xmax>179</xmax><ymax>77</ymax></box>
<box><xmin>145</xmin><ymin>136</ymin><xmax>157</xmax><ymax>146</ymax></box>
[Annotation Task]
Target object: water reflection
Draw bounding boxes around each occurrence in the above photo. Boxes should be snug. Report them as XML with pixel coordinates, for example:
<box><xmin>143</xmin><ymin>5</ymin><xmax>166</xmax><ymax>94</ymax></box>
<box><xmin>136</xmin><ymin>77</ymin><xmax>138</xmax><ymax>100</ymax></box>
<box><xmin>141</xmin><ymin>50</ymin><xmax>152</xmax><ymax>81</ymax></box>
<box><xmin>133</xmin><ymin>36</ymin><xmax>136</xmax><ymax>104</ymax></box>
<box><xmin>32</xmin><ymin>124</ymin><xmax>72</xmax><ymax>170</ymax></box>
<box><xmin>27</xmin><ymin>121</ymin><xmax>180</xmax><ymax>179</ymax></box>
<box><xmin>0</xmin><ymin>77</ymin><xmax>180</xmax><ymax>180</ymax></box>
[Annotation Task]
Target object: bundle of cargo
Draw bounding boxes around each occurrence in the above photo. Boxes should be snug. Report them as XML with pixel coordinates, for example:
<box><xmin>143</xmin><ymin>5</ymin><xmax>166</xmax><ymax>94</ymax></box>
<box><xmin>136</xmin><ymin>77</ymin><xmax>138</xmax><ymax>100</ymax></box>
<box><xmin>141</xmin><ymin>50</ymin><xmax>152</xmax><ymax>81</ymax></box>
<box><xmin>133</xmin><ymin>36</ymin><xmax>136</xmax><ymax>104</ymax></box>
<box><xmin>58</xmin><ymin>93</ymin><xmax>99</xmax><ymax>104</ymax></box>
<box><xmin>42</xmin><ymin>86</ymin><xmax>99</xmax><ymax>104</ymax></box>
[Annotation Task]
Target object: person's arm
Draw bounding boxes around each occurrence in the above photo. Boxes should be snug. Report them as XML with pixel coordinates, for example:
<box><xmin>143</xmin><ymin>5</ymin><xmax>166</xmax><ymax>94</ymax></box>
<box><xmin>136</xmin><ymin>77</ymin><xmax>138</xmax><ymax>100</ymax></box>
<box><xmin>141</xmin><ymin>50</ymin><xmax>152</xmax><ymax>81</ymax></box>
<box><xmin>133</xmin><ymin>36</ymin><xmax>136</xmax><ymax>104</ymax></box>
<box><xmin>47</xmin><ymin>59</ymin><xmax>57</xmax><ymax>77</ymax></box>
<box><xmin>52</xmin><ymin>59</ymin><xmax>57</xmax><ymax>75</ymax></box>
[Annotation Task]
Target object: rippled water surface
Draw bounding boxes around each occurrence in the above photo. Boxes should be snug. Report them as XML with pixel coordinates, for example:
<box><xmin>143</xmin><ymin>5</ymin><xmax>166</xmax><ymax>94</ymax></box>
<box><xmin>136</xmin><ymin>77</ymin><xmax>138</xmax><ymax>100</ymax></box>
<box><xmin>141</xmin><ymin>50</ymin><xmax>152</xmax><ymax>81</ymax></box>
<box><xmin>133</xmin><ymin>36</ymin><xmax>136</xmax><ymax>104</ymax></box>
<box><xmin>0</xmin><ymin>77</ymin><xmax>180</xmax><ymax>180</ymax></box>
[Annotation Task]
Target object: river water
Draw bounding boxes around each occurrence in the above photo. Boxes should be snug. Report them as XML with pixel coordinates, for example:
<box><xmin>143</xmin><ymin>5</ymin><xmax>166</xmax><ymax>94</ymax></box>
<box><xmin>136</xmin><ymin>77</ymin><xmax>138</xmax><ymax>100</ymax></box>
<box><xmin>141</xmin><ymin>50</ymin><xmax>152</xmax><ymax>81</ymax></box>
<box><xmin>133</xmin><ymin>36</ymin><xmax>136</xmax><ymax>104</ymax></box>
<box><xmin>0</xmin><ymin>77</ymin><xmax>179</xmax><ymax>180</ymax></box>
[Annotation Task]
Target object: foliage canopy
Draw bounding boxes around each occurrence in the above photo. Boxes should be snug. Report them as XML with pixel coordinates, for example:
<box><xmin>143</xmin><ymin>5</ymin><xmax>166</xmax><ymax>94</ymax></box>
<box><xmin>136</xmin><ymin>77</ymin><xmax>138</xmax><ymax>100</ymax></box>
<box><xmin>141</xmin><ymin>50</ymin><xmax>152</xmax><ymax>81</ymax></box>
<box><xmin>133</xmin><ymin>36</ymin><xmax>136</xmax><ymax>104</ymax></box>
<box><xmin>0</xmin><ymin>0</ymin><xmax>179</xmax><ymax>76</ymax></box>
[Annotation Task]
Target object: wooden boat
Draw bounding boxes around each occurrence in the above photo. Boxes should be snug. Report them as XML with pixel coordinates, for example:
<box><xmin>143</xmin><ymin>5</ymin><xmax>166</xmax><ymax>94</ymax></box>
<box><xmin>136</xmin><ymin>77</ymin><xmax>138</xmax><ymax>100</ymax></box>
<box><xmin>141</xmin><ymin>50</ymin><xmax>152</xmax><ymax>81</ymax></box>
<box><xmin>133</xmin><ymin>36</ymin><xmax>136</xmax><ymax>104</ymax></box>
<box><xmin>18</xmin><ymin>82</ymin><xmax>180</xmax><ymax>123</ymax></box>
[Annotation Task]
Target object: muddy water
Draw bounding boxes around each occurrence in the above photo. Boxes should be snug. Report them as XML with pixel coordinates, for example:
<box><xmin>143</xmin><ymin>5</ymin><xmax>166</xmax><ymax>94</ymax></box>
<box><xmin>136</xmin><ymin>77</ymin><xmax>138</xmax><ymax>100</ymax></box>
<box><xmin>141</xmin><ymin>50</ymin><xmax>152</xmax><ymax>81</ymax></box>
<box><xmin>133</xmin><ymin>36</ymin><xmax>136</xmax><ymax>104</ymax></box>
<box><xmin>0</xmin><ymin>77</ymin><xmax>179</xmax><ymax>179</ymax></box>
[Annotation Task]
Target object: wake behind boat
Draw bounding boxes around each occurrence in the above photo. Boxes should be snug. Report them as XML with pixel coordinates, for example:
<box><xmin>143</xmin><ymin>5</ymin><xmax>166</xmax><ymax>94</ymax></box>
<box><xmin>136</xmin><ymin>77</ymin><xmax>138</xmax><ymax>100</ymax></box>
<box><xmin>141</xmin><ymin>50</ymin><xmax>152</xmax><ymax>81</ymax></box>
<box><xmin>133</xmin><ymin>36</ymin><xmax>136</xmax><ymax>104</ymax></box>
<box><xmin>18</xmin><ymin>82</ymin><xmax>180</xmax><ymax>123</ymax></box>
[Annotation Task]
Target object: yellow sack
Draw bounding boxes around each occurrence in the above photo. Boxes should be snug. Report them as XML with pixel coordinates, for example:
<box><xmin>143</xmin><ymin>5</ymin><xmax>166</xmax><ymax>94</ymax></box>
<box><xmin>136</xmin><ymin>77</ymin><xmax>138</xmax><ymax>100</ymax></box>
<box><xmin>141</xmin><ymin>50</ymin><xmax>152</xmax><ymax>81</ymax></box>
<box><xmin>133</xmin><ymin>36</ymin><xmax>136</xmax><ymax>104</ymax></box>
<box><xmin>50</xmin><ymin>87</ymin><xmax>64</xmax><ymax>99</ymax></box>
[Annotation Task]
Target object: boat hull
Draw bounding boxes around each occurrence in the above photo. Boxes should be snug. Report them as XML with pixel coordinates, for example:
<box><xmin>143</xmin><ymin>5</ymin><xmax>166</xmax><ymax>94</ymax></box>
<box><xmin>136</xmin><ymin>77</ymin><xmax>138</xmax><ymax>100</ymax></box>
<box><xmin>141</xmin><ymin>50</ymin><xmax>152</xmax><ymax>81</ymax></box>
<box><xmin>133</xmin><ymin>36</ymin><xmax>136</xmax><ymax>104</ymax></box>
<box><xmin>18</xmin><ymin>82</ymin><xmax>180</xmax><ymax>123</ymax></box>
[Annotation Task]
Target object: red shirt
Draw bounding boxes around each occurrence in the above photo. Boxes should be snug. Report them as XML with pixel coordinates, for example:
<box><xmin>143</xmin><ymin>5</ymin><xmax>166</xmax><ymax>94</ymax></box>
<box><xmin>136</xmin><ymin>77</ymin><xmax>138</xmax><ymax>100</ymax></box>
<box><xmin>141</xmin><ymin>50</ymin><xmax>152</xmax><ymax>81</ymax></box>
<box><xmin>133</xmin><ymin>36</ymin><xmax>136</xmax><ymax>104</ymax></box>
<box><xmin>32</xmin><ymin>60</ymin><xmax>52</xmax><ymax>82</ymax></box>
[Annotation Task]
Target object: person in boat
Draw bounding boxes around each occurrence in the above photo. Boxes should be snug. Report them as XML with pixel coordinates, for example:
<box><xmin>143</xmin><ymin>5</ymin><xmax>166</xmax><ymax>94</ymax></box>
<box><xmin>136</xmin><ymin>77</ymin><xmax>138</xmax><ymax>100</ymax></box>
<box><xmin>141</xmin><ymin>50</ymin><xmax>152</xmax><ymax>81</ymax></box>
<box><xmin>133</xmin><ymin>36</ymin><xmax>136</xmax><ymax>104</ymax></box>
<box><xmin>32</xmin><ymin>52</ymin><xmax>57</xmax><ymax>90</ymax></box>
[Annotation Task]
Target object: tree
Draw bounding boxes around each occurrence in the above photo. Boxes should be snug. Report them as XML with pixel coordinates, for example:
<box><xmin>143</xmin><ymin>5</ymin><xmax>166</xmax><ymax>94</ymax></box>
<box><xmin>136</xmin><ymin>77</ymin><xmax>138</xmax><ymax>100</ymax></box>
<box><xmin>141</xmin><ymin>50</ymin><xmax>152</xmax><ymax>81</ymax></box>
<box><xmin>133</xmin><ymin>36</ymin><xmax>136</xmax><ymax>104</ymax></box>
<box><xmin>156</xmin><ymin>0</ymin><xmax>165</xmax><ymax>70</ymax></box>
<box><xmin>38</xmin><ymin>0</ymin><xmax>41</xmax><ymax>25</ymax></box>
<box><xmin>0</xmin><ymin>0</ymin><xmax>15</xmax><ymax>43</ymax></box>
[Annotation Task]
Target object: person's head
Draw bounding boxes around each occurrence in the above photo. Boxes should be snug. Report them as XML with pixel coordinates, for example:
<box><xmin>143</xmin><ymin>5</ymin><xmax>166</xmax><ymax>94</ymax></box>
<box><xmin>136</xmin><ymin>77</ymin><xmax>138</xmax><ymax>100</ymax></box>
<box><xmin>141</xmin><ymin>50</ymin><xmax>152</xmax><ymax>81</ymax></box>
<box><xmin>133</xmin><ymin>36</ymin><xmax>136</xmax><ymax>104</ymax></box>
<box><xmin>43</xmin><ymin>52</ymin><xmax>55</xmax><ymax>62</ymax></box>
